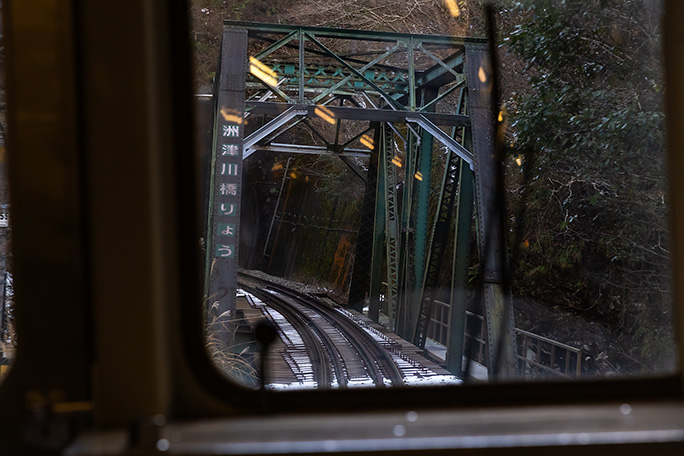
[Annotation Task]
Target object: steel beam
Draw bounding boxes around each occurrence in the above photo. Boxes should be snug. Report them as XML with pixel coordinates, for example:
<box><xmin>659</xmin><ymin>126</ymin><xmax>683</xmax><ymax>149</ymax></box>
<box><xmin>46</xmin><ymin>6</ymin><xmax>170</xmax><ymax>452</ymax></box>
<box><xmin>446</xmin><ymin>163</ymin><xmax>474</xmax><ymax>376</ymax></box>
<box><xmin>249</xmin><ymin>34</ymin><xmax>408</xmax><ymax>73</ymax></box>
<box><xmin>382</xmin><ymin>124</ymin><xmax>401</xmax><ymax>329</ymax></box>
<box><xmin>257</xmin><ymin>143</ymin><xmax>370</xmax><ymax>158</ymax></box>
<box><xmin>246</xmin><ymin>102</ymin><xmax>469</xmax><ymax>126</ymax></box>
<box><xmin>408</xmin><ymin>37</ymin><xmax>417</xmax><ymax>110</ymax></box>
<box><xmin>418</xmin><ymin>45</ymin><xmax>464</xmax><ymax>85</ymax></box>
<box><xmin>413</xmin><ymin>136</ymin><xmax>462</xmax><ymax>349</ymax></box>
<box><xmin>311</xmin><ymin>44</ymin><xmax>402</xmax><ymax>104</ymax></box>
<box><xmin>419</xmin><ymin>80</ymin><xmax>466</xmax><ymax>113</ymax></box>
<box><xmin>416</xmin><ymin>50</ymin><xmax>465</xmax><ymax>88</ymax></box>
<box><xmin>465</xmin><ymin>43</ymin><xmax>516</xmax><ymax>379</ymax></box>
<box><xmin>253</xmin><ymin>29</ymin><xmax>298</xmax><ymax>60</ymax></box>
<box><xmin>338</xmin><ymin>156</ymin><xmax>369</xmax><ymax>183</ymax></box>
<box><xmin>347</xmin><ymin>124</ymin><xmax>381</xmax><ymax>312</ymax></box>
<box><xmin>406</xmin><ymin>87</ymin><xmax>439</xmax><ymax>341</ymax></box>
<box><xmin>263</xmin><ymin>158</ymin><xmax>292</xmax><ymax>258</ymax></box>
<box><xmin>243</xmin><ymin>106</ymin><xmax>308</xmax><ymax>158</ymax></box>
<box><xmin>394</xmin><ymin>128</ymin><xmax>419</xmax><ymax>339</ymax></box>
<box><xmin>305</xmin><ymin>33</ymin><xmax>406</xmax><ymax>111</ymax></box>
<box><xmin>226</xmin><ymin>20</ymin><xmax>486</xmax><ymax>47</ymax></box>
<box><xmin>368</xmin><ymin>128</ymin><xmax>386</xmax><ymax>323</ymax></box>
<box><xmin>407</xmin><ymin>115</ymin><xmax>474</xmax><ymax>166</ymax></box>
<box><xmin>447</xmin><ymin>90</ymin><xmax>473</xmax><ymax>377</ymax></box>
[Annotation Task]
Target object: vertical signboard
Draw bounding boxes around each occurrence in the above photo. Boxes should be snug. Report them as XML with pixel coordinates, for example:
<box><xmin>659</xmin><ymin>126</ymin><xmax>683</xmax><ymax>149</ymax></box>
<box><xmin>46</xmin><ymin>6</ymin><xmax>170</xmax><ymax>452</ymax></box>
<box><xmin>207</xmin><ymin>29</ymin><xmax>247</xmax><ymax>343</ymax></box>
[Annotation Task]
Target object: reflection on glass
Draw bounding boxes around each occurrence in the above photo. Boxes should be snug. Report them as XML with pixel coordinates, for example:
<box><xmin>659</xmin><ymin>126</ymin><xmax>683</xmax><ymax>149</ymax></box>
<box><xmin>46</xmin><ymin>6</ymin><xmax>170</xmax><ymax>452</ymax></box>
<box><xmin>220</xmin><ymin>107</ymin><xmax>244</xmax><ymax>125</ymax></box>
<box><xmin>360</xmin><ymin>134</ymin><xmax>375</xmax><ymax>149</ymax></box>
<box><xmin>249</xmin><ymin>56</ymin><xmax>278</xmax><ymax>87</ymax></box>
<box><xmin>444</xmin><ymin>0</ymin><xmax>461</xmax><ymax>18</ymax></box>
<box><xmin>192</xmin><ymin>0</ymin><xmax>673</xmax><ymax>389</ymax></box>
<box><xmin>478</xmin><ymin>65</ymin><xmax>487</xmax><ymax>83</ymax></box>
<box><xmin>314</xmin><ymin>105</ymin><xmax>336</xmax><ymax>125</ymax></box>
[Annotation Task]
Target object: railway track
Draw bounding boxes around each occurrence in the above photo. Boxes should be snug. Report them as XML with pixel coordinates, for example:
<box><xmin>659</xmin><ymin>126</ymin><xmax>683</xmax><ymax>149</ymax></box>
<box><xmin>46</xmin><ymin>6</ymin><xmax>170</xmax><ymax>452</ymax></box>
<box><xmin>239</xmin><ymin>274</ymin><xmax>403</xmax><ymax>388</ymax></box>
<box><xmin>238</xmin><ymin>272</ymin><xmax>459</xmax><ymax>389</ymax></box>
<box><xmin>247</xmin><ymin>285</ymin><xmax>346</xmax><ymax>388</ymax></box>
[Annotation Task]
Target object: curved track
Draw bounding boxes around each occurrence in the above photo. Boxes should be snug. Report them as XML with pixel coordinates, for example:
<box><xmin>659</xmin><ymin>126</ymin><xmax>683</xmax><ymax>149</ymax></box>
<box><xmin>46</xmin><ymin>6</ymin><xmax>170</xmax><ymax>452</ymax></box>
<box><xmin>245</xmin><ymin>284</ymin><xmax>346</xmax><ymax>388</ymax></box>
<box><xmin>239</xmin><ymin>273</ymin><xmax>404</xmax><ymax>388</ymax></box>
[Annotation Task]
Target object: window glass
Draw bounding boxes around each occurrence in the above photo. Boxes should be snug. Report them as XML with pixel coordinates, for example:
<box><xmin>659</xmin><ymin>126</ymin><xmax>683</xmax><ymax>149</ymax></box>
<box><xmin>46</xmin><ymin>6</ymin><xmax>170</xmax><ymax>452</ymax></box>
<box><xmin>191</xmin><ymin>0</ymin><xmax>675</xmax><ymax>389</ymax></box>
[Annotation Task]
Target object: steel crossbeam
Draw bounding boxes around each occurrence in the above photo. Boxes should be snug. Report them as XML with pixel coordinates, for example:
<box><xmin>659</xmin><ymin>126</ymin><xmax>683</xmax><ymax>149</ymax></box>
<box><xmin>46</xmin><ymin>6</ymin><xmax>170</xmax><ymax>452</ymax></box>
<box><xmin>257</xmin><ymin>143</ymin><xmax>370</xmax><ymax>158</ymax></box>
<box><xmin>246</xmin><ymin>102</ymin><xmax>469</xmax><ymax>126</ymax></box>
<box><xmin>227</xmin><ymin>20</ymin><xmax>485</xmax><ymax>46</ymax></box>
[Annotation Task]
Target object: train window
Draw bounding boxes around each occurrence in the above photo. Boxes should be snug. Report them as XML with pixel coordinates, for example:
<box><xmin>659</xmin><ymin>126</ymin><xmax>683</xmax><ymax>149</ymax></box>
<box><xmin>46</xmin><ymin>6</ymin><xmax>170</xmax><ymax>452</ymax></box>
<box><xmin>190</xmin><ymin>0</ymin><xmax>675</xmax><ymax>391</ymax></box>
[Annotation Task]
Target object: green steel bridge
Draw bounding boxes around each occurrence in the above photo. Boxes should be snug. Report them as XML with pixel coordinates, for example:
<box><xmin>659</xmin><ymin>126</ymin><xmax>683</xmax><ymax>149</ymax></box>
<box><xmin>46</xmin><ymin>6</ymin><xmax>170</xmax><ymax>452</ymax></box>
<box><xmin>205</xmin><ymin>21</ymin><xmax>518</xmax><ymax>379</ymax></box>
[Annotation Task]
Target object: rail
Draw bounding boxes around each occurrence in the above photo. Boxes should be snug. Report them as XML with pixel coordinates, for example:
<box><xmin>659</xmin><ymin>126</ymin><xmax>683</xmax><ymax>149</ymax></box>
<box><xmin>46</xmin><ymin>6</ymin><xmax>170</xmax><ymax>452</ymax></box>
<box><xmin>247</xmin><ymin>285</ymin><xmax>341</xmax><ymax>387</ymax></box>
<box><xmin>241</xmin><ymin>273</ymin><xmax>405</xmax><ymax>387</ymax></box>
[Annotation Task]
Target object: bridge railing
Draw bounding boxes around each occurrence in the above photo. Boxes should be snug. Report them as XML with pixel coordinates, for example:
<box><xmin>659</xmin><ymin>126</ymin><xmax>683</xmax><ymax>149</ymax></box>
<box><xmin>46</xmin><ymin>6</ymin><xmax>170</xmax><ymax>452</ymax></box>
<box><xmin>426</xmin><ymin>298</ymin><xmax>582</xmax><ymax>379</ymax></box>
<box><xmin>463</xmin><ymin>310</ymin><xmax>488</xmax><ymax>367</ymax></box>
<box><xmin>515</xmin><ymin>328</ymin><xmax>582</xmax><ymax>378</ymax></box>
<box><xmin>377</xmin><ymin>283</ymin><xmax>581</xmax><ymax>378</ymax></box>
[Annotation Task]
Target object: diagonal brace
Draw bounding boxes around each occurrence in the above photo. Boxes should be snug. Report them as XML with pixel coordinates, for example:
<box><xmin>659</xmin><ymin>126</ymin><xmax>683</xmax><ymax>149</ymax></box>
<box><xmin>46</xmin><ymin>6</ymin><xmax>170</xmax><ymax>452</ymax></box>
<box><xmin>253</xmin><ymin>29</ymin><xmax>299</xmax><ymax>60</ymax></box>
<box><xmin>306</xmin><ymin>33</ymin><xmax>406</xmax><ymax>111</ymax></box>
<box><xmin>407</xmin><ymin>115</ymin><xmax>474</xmax><ymax>167</ymax></box>
<box><xmin>243</xmin><ymin>106</ymin><xmax>308</xmax><ymax>158</ymax></box>
<box><xmin>312</xmin><ymin>44</ymin><xmax>403</xmax><ymax>104</ymax></box>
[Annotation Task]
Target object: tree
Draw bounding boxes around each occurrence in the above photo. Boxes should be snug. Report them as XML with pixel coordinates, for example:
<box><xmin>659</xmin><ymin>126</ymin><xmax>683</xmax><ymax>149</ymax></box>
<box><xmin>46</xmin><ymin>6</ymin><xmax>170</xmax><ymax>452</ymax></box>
<box><xmin>503</xmin><ymin>0</ymin><xmax>673</xmax><ymax>372</ymax></box>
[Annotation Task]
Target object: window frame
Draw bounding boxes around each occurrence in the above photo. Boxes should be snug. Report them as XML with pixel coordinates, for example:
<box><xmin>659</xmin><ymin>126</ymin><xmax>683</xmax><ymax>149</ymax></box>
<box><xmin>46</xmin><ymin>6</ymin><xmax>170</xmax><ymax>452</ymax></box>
<box><xmin>0</xmin><ymin>0</ymin><xmax>681</xmax><ymax>444</ymax></box>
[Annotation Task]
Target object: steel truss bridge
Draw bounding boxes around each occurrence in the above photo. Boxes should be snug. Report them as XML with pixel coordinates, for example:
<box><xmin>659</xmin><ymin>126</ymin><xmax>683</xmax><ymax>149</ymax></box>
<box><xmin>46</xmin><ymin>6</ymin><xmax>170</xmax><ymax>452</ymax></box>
<box><xmin>206</xmin><ymin>21</ymin><xmax>517</xmax><ymax>379</ymax></box>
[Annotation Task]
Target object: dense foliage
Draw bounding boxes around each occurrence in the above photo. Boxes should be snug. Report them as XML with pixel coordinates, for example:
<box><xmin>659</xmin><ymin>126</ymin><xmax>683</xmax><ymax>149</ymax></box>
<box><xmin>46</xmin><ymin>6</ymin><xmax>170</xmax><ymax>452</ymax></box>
<box><xmin>503</xmin><ymin>0</ymin><xmax>673</xmax><ymax>372</ymax></box>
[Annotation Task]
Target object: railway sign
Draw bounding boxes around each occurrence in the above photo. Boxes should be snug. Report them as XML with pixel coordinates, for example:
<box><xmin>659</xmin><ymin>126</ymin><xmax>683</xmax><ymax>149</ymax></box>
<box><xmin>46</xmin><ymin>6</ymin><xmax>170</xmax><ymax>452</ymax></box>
<box><xmin>206</xmin><ymin>28</ymin><xmax>247</xmax><ymax>345</ymax></box>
